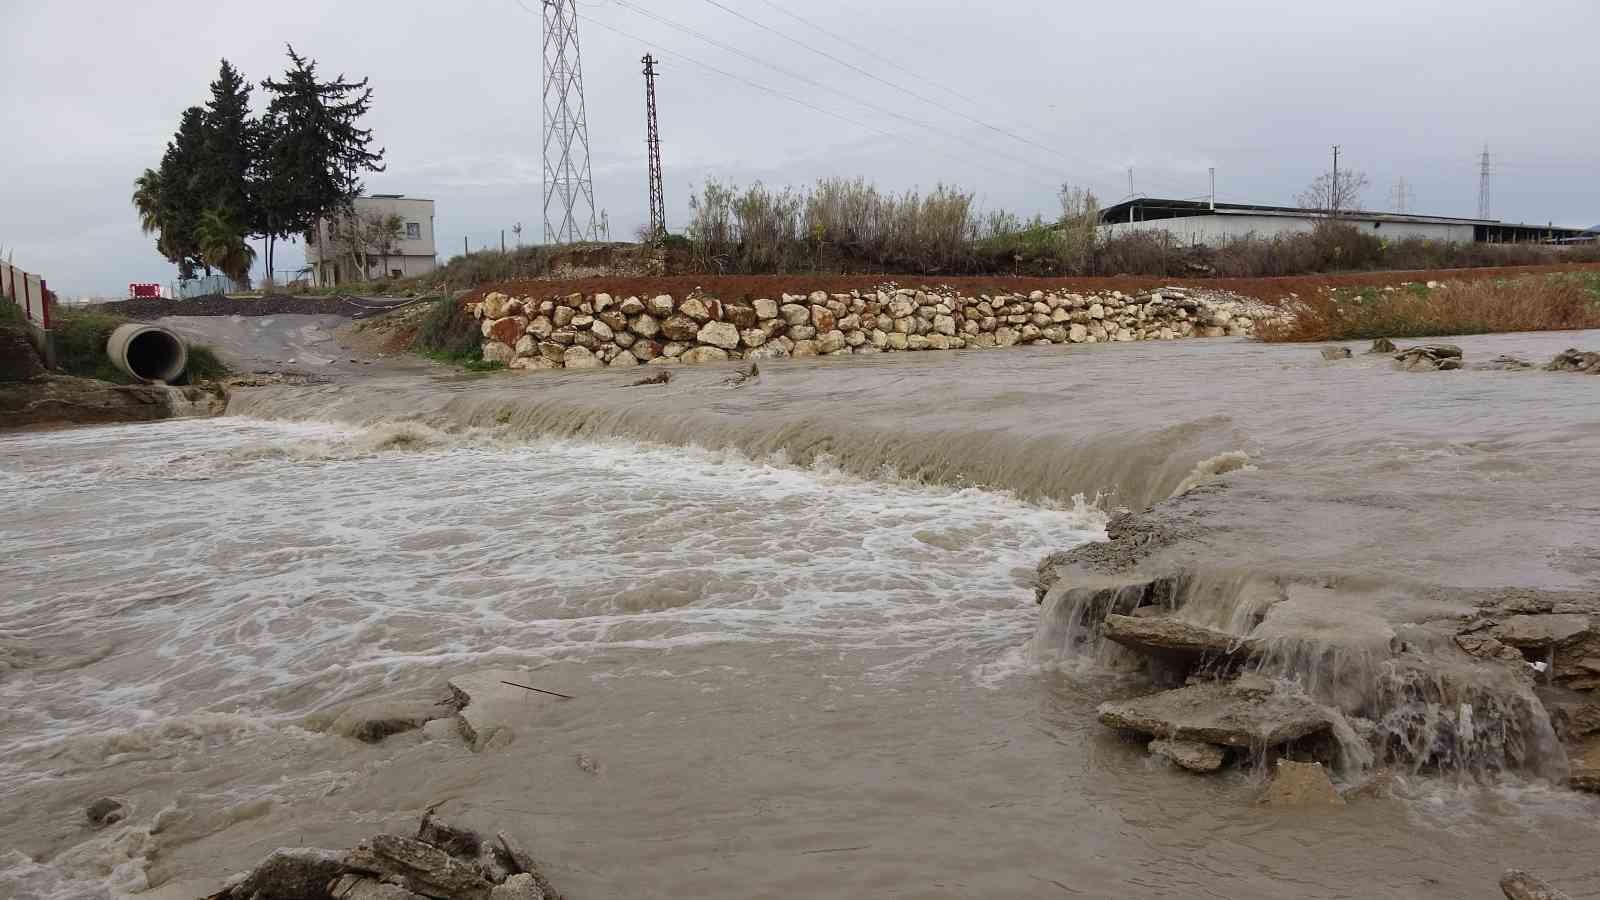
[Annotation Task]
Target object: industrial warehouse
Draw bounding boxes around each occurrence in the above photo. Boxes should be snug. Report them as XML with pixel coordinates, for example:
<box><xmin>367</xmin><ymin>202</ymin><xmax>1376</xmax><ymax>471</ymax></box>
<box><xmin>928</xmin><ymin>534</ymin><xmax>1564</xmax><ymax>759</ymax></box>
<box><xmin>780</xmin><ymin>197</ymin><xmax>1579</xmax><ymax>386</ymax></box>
<box><xmin>1098</xmin><ymin>197</ymin><xmax>1597</xmax><ymax>246</ymax></box>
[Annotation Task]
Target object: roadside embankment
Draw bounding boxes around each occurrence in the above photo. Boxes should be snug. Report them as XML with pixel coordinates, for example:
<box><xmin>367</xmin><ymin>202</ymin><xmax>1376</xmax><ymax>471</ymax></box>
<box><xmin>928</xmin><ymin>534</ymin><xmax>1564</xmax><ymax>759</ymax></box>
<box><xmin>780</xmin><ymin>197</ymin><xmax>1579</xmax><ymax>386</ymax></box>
<box><xmin>0</xmin><ymin>315</ymin><xmax>227</xmax><ymax>430</ymax></box>
<box><xmin>474</xmin><ymin>284</ymin><xmax>1270</xmax><ymax>369</ymax></box>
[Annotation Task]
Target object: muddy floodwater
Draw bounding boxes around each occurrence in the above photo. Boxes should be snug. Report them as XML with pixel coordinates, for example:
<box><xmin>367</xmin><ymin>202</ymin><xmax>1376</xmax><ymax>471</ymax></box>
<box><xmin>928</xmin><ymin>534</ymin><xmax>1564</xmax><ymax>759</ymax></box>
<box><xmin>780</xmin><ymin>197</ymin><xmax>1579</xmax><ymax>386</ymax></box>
<box><xmin>3</xmin><ymin>331</ymin><xmax>1600</xmax><ymax>898</ymax></box>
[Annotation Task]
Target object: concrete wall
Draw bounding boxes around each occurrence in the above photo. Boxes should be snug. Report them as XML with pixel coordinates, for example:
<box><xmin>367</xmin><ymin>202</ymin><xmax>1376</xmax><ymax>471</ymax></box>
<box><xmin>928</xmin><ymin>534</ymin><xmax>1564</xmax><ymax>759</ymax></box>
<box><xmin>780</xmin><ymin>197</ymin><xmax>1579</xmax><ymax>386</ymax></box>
<box><xmin>1100</xmin><ymin>213</ymin><xmax>1476</xmax><ymax>245</ymax></box>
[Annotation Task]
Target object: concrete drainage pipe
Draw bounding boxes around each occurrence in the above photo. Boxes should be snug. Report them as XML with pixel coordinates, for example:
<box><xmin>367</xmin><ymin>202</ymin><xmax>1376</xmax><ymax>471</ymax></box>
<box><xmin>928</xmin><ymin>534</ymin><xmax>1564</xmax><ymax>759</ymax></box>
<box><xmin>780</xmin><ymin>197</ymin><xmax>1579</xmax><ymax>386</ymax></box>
<box><xmin>106</xmin><ymin>323</ymin><xmax>189</xmax><ymax>384</ymax></box>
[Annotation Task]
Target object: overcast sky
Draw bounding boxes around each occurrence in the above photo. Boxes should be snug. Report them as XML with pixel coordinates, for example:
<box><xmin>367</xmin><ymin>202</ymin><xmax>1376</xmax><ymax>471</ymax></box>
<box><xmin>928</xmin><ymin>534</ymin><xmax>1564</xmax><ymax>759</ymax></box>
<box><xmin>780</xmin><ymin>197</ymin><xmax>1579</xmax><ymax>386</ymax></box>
<box><xmin>4</xmin><ymin>0</ymin><xmax>1597</xmax><ymax>297</ymax></box>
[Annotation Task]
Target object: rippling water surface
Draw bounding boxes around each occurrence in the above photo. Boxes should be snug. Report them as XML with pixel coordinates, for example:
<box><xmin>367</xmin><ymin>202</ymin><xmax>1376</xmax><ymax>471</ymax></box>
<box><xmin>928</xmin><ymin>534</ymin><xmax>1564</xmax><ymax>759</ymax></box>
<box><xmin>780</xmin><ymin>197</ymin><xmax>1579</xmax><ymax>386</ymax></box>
<box><xmin>4</xmin><ymin>330</ymin><xmax>1600</xmax><ymax>898</ymax></box>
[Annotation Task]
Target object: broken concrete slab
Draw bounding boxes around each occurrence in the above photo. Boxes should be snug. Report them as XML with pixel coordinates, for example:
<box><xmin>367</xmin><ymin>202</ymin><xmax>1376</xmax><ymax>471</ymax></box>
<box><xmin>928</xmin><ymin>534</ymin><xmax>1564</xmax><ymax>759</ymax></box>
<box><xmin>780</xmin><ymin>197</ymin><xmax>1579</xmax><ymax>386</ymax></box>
<box><xmin>1257</xmin><ymin>759</ymin><xmax>1344</xmax><ymax>807</ymax></box>
<box><xmin>447</xmin><ymin>670</ymin><xmax>569</xmax><ymax>751</ymax></box>
<box><xmin>1102</xmin><ymin>614</ymin><xmax>1256</xmax><ymax>664</ymax></box>
<box><xmin>1098</xmin><ymin>676</ymin><xmax>1332</xmax><ymax>748</ymax></box>
<box><xmin>1149</xmin><ymin>738</ymin><xmax>1226</xmax><ymax>773</ymax></box>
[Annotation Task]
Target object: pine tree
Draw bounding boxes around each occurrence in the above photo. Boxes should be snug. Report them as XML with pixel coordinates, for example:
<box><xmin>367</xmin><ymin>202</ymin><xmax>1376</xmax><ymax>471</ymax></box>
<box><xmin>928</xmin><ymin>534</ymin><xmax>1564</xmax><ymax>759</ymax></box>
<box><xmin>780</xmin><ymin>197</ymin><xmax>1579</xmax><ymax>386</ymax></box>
<box><xmin>155</xmin><ymin>107</ymin><xmax>211</xmax><ymax>278</ymax></box>
<box><xmin>258</xmin><ymin>45</ymin><xmax>386</xmax><ymax>280</ymax></box>
<box><xmin>200</xmin><ymin>60</ymin><xmax>255</xmax><ymax>228</ymax></box>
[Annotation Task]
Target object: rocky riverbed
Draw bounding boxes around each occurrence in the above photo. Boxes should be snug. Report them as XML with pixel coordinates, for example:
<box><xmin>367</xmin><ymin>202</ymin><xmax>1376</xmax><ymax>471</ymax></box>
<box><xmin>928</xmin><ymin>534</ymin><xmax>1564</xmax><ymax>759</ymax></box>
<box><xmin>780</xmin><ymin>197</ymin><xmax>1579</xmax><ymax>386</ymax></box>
<box><xmin>473</xmin><ymin>284</ymin><xmax>1269</xmax><ymax>369</ymax></box>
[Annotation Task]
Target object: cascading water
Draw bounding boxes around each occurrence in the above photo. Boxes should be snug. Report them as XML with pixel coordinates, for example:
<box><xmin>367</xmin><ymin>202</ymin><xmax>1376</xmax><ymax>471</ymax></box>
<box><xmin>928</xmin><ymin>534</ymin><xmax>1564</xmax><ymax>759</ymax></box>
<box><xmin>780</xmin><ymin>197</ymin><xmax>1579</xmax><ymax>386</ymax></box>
<box><xmin>5</xmin><ymin>327</ymin><xmax>1600</xmax><ymax>898</ymax></box>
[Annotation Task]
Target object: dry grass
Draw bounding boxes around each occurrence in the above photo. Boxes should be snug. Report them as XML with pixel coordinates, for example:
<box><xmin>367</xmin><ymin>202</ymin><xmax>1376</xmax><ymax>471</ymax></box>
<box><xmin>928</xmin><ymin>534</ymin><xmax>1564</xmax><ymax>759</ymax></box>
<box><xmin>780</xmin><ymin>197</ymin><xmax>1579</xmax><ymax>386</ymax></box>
<box><xmin>1257</xmin><ymin>272</ymin><xmax>1600</xmax><ymax>342</ymax></box>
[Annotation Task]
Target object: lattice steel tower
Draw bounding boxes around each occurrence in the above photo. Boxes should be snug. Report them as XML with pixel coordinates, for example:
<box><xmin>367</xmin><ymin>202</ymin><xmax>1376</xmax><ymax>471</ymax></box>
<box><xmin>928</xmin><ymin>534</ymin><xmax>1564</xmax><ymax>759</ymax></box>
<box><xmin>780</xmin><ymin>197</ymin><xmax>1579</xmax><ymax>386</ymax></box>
<box><xmin>1477</xmin><ymin>145</ymin><xmax>1493</xmax><ymax>220</ymax></box>
<box><xmin>642</xmin><ymin>54</ymin><xmax>665</xmax><ymax>239</ymax></box>
<box><xmin>542</xmin><ymin>0</ymin><xmax>598</xmax><ymax>244</ymax></box>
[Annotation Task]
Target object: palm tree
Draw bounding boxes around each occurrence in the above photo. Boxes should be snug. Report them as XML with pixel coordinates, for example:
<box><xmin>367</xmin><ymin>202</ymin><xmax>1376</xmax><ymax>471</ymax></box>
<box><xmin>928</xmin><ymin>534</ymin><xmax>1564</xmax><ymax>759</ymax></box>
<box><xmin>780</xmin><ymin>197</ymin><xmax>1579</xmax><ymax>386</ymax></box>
<box><xmin>196</xmin><ymin>208</ymin><xmax>257</xmax><ymax>285</ymax></box>
<box><xmin>131</xmin><ymin>169</ymin><xmax>163</xmax><ymax>235</ymax></box>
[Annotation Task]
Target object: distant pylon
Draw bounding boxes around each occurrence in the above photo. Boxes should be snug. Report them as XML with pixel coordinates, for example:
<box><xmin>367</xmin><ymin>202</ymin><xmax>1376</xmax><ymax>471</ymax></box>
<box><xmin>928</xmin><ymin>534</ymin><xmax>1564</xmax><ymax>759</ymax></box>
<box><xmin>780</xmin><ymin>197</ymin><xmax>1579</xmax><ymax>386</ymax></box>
<box><xmin>642</xmin><ymin>53</ymin><xmax>666</xmax><ymax>240</ymax></box>
<box><xmin>1390</xmin><ymin>177</ymin><xmax>1414</xmax><ymax>214</ymax></box>
<box><xmin>541</xmin><ymin>0</ymin><xmax>598</xmax><ymax>244</ymax></box>
<box><xmin>1477</xmin><ymin>145</ymin><xmax>1492</xmax><ymax>220</ymax></box>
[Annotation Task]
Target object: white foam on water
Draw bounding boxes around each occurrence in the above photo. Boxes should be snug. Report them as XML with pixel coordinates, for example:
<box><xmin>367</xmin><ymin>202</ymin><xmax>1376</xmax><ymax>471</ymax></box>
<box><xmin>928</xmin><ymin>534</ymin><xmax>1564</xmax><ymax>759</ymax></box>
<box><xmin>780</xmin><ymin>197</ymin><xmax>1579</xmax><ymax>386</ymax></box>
<box><xmin>0</xmin><ymin>416</ymin><xmax>1101</xmax><ymax>789</ymax></box>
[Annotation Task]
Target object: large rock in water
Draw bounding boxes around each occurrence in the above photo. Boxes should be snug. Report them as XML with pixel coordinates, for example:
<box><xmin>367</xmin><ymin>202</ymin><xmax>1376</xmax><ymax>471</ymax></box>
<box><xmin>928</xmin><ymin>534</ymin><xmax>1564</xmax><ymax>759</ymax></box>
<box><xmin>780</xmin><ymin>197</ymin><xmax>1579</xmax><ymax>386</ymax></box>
<box><xmin>1501</xmin><ymin>869</ymin><xmax>1573</xmax><ymax>900</ymax></box>
<box><xmin>1097</xmin><ymin>675</ymin><xmax>1332</xmax><ymax>748</ymax></box>
<box><xmin>1256</xmin><ymin>759</ymin><xmax>1344</xmax><ymax>807</ymax></box>
<box><xmin>330</xmin><ymin>698</ymin><xmax>457</xmax><ymax>743</ymax></box>
<box><xmin>1545</xmin><ymin>348</ymin><xmax>1600</xmax><ymax>374</ymax></box>
<box><xmin>219</xmin><ymin>847</ymin><xmax>347</xmax><ymax>900</ymax></box>
<box><xmin>1394</xmin><ymin>345</ymin><xmax>1463</xmax><ymax>371</ymax></box>
<box><xmin>343</xmin><ymin>834</ymin><xmax>494</xmax><ymax>900</ymax></box>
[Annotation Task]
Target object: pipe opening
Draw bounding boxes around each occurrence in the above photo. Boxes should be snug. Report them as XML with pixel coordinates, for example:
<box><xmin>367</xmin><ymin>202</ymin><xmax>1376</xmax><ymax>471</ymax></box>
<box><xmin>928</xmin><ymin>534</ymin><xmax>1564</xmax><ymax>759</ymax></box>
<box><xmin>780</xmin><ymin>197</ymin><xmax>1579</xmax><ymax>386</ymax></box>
<box><xmin>108</xmin><ymin>324</ymin><xmax>188</xmax><ymax>383</ymax></box>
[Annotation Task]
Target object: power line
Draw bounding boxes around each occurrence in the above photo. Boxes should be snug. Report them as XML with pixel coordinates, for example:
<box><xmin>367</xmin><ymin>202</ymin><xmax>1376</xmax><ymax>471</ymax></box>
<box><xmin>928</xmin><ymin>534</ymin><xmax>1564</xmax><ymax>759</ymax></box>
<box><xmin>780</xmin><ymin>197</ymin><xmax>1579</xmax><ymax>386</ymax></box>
<box><xmin>519</xmin><ymin>3</ymin><xmax>1057</xmax><ymax>192</ymax></box>
<box><xmin>604</xmin><ymin>0</ymin><xmax>1082</xmax><ymax>186</ymax></box>
<box><xmin>745</xmin><ymin>0</ymin><xmax>989</xmax><ymax>110</ymax></box>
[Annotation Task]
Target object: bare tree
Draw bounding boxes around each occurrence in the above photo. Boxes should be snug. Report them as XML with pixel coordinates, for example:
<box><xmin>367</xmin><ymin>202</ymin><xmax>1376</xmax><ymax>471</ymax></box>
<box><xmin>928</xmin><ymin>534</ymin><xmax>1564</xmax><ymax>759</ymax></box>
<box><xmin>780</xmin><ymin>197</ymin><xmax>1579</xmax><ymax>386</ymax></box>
<box><xmin>1297</xmin><ymin>170</ymin><xmax>1371</xmax><ymax>213</ymax></box>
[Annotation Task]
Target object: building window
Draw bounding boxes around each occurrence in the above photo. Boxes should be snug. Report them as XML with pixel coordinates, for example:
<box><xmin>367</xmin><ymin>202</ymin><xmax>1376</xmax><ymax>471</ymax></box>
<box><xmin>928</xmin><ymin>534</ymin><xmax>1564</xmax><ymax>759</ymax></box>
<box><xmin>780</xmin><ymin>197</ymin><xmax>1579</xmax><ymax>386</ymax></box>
<box><xmin>406</xmin><ymin>222</ymin><xmax>421</xmax><ymax>239</ymax></box>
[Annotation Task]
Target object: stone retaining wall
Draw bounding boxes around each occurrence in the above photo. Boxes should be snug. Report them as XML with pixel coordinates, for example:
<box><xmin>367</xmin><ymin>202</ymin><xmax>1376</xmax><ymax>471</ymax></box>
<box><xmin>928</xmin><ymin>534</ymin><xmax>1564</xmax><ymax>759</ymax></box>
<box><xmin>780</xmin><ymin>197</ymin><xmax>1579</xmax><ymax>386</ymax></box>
<box><xmin>474</xmin><ymin>284</ymin><xmax>1265</xmax><ymax>370</ymax></box>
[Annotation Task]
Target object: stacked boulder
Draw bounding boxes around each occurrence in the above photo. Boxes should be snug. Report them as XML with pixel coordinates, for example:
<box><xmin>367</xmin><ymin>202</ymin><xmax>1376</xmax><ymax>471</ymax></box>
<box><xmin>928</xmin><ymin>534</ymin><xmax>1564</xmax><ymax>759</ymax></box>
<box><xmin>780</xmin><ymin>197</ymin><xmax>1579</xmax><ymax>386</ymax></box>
<box><xmin>473</xmin><ymin>285</ymin><xmax>1262</xmax><ymax>370</ymax></box>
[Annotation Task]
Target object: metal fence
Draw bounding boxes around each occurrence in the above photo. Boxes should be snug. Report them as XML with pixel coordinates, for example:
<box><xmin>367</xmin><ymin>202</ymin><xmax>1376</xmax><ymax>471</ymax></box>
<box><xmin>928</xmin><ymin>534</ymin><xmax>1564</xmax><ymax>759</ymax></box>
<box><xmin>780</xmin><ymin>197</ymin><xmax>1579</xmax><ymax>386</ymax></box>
<box><xmin>176</xmin><ymin>273</ymin><xmax>243</xmax><ymax>299</ymax></box>
<box><xmin>1</xmin><ymin>261</ymin><xmax>55</xmax><ymax>366</ymax></box>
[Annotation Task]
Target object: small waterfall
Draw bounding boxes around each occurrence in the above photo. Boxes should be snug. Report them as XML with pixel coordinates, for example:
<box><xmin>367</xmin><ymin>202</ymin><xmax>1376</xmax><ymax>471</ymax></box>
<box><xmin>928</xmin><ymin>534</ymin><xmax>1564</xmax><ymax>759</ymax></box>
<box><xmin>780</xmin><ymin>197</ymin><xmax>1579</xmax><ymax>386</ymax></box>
<box><xmin>1033</xmin><ymin>565</ymin><xmax>1571</xmax><ymax>779</ymax></box>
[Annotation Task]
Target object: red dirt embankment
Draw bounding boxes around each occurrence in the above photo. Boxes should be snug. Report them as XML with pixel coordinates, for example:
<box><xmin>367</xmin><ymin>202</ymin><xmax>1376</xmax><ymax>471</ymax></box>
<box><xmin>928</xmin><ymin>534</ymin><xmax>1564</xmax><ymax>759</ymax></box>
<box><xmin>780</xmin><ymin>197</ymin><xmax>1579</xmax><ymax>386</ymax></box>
<box><xmin>467</xmin><ymin>262</ymin><xmax>1600</xmax><ymax>306</ymax></box>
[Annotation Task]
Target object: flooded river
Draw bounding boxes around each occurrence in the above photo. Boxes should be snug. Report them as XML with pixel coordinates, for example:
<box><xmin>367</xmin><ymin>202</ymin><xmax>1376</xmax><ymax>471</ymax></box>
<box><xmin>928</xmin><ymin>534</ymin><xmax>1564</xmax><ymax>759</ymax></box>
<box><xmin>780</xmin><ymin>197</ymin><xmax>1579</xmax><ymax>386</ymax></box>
<box><xmin>3</xmin><ymin>331</ymin><xmax>1599</xmax><ymax>898</ymax></box>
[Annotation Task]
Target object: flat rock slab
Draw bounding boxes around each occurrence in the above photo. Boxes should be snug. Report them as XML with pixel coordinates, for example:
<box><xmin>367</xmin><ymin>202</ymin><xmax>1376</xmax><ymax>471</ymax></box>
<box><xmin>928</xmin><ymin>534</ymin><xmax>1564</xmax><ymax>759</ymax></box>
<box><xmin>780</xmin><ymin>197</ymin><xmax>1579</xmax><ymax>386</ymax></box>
<box><xmin>1149</xmin><ymin>738</ymin><xmax>1226</xmax><ymax>773</ymax></box>
<box><xmin>1098</xmin><ymin>677</ymin><xmax>1332</xmax><ymax>748</ymax></box>
<box><xmin>1102</xmin><ymin>614</ymin><xmax>1256</xmax><ymax>663</ymax></box>
<box><xmin>1257</xmin><ymin>759</ymin><xmax>1345</xmax><ymax>807</ymax></box>
<box><xmin>448</xmin><ymin>670</ymin><xmax>568</xmax><ymax>751</ymax></box>
<box><xmin>1491</xmin><ymin>614</ymin><xmax>1591</xmax><ymax>649</ymax></box>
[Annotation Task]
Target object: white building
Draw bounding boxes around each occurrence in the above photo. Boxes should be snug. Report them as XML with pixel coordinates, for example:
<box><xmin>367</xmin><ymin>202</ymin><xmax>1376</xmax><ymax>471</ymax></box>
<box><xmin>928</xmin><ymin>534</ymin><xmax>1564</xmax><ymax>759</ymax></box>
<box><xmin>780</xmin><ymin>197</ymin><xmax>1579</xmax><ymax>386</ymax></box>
<box><xmin>306</xmin><ymin>195</ymin><xmax>437</xmax><ymax>286</ymax></box>
<box><xmin>1097</xmin><ymin>198</ymin><xmax>1592</xmax><ymax>246</ymax></box>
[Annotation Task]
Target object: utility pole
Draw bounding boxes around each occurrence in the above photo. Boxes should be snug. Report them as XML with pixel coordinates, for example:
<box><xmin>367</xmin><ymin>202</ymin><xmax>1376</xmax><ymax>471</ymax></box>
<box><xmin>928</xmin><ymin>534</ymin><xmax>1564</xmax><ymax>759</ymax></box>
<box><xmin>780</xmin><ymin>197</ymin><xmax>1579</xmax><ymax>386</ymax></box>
<box><xmin>642</xmin><ymin>53</ymin><xmax>665</xmax><ymax>240</ymax></box>
<box><xmin>501</xmin><ymin>230</ymin><xmax>506</xmax><ymax>253</ymax></box>
<box><xmin>1478</xmin><ymin>145</ymin><xmax>1493</xmax><ymax>220</ymax></box>
<box><xmin>1330</xmin><ymin>145</ymin><xmax>1340</xmax><ymax>215</ymax></box>
<box><xmin>1208</xmin><ymin>167</ymin><xmax>1216</xmax><ymax>210</ymax></box>
<box><xmin>542</xmin><ymin>0</ymin><xmax>599</xmax><ymax>244</ymax></box>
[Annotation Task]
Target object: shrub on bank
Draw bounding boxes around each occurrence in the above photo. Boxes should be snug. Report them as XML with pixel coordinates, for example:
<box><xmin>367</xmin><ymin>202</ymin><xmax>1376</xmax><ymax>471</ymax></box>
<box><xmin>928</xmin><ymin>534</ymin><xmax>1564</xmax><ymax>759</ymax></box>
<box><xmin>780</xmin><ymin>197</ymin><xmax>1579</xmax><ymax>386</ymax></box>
<box><xmin>410</xmin><ymin>295</ymin><xmax>502</xmax><ymax>370</ymax></box>
<box><xmin>1257</xmin><ymin>272</ymin><xmax>1600</xmax><ymax>342</ymax></box>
